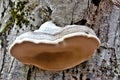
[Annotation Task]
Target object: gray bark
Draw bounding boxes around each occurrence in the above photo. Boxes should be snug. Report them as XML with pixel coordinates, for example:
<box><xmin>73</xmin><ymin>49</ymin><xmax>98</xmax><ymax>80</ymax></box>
<box><xmin>0</xmin><ymin>0</ymin><xmax>120</xmax><ymax>80</ymax></box>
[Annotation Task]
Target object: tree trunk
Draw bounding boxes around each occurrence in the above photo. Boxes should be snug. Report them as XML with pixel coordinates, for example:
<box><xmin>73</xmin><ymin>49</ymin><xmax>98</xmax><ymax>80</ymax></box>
<box><xmin>0</xmin><ymin>0</ymin><xmax>120</xmax><ymax>80</ymax></box>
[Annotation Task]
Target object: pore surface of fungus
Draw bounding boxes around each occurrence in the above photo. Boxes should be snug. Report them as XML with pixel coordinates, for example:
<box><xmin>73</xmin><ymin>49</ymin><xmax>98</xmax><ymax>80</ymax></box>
<box><xmin>9</xmin><ymin>21</ymin><xmax>100</xmax><ymax>71</ymax></box>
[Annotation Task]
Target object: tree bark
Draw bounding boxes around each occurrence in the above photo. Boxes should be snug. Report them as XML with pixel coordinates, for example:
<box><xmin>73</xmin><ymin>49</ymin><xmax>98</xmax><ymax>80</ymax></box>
<box><xmin>0</xmin><ymin>0</ymin><xmax>120</xmax><ymax>80</ymax></box>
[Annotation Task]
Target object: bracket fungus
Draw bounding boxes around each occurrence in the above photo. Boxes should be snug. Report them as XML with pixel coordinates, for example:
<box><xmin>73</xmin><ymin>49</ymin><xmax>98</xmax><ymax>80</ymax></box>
<box><xmin>9</xmin><ymin>21</ymin><xmax>100</xmax><ymax>71</ymax></box>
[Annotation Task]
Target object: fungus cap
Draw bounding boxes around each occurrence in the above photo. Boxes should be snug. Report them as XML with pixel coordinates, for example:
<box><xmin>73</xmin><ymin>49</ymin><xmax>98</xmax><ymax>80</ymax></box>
<box><xmin>9</xmin><ymin>21</ymin><xmax>100</xmax><ymax>71</ymax></box>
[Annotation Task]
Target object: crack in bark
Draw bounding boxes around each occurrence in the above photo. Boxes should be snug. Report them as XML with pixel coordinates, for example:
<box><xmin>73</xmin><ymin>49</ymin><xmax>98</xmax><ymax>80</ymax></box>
<box><xmin>92</xmin><ymin>0</ymin><xmax>101</xmax><ymax>6</ymax></box>
<box><xmin>27</xmin><ymin>66</ymin><xmax>35</xmax><ymax>80</ymax></box>
<box><xmin>0</xmin><ymin>33</ymin><xmax>7</xmax><ymax>76</ymax></box>
<box><xmin>32</xmin><ymin>66</ymin><xmax>36</xmax><ymax>80</ymax></box>
<box><xmin>0</xmin><ymin>51</ymin><xmax>5</xmax><ymax>75</ymax></box>
<box><xmin>27</xmin><ymin>68</ymin><xmax>32</xmax><ymax>80</ymax></box>
<box><xmin>1</xmin><ymin>0</ymin><xmax>9</xmax><ymax>18</ymax></box>
<box><xmin>100</xmin><ymin>46</ymin><xmax>115</xmax><ymax>50</ymax></box>
<box><xmin>71</xmin><ymin>1</ymin><xmax>76</xmax><ymax>25</ymax></box>
<box><xmin>62</xmin><ymin>71</ymin><xmax>65</xmax><ymax>80</ymax></box>
<box><xmin>106</xmin><ymin>21</ymin><xmax>110</xmax><ymax>43</ymax></box>
<box><xmin>87</xmin><ymin>0</ymin><xmax>90</xmax><ymax>15</ymax></box>
<box><xmin>113</xmin><ymin>22</ymin><xmax>120</xmax><ymax>46</ymax></box>
<box><xmin>80</xmin><ymin>73</ymin><xmax>83</xmax><ymax>80</ymax></box>
<box><xmin>8</xmin><ymin>57</ymin><xmax>15</xmax><ymax>73</ymax></box>
<box><xmin>86</xmin><ymin>0</ymin><xmax>100</xmax><ymax>27</ymax></box>
<box><xmin>72</xmin><ymin>76</ymin><xmax>77</xmax><ymax>80</ymax></box>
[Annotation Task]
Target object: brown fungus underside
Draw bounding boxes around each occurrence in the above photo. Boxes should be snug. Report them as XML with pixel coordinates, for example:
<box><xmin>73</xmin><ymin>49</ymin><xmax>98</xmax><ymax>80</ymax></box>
<box><xmin>10</xmin><ymin>36</ymin><xmax>99</xmax><ymax>71</ymax></box>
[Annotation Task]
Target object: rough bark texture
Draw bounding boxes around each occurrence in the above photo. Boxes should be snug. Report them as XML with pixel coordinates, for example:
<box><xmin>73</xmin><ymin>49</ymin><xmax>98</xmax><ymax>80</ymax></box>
<box><xmin>0</xmin><ymin>0</ymin><xmax>120</xmax><ymax>80</ymax></box>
